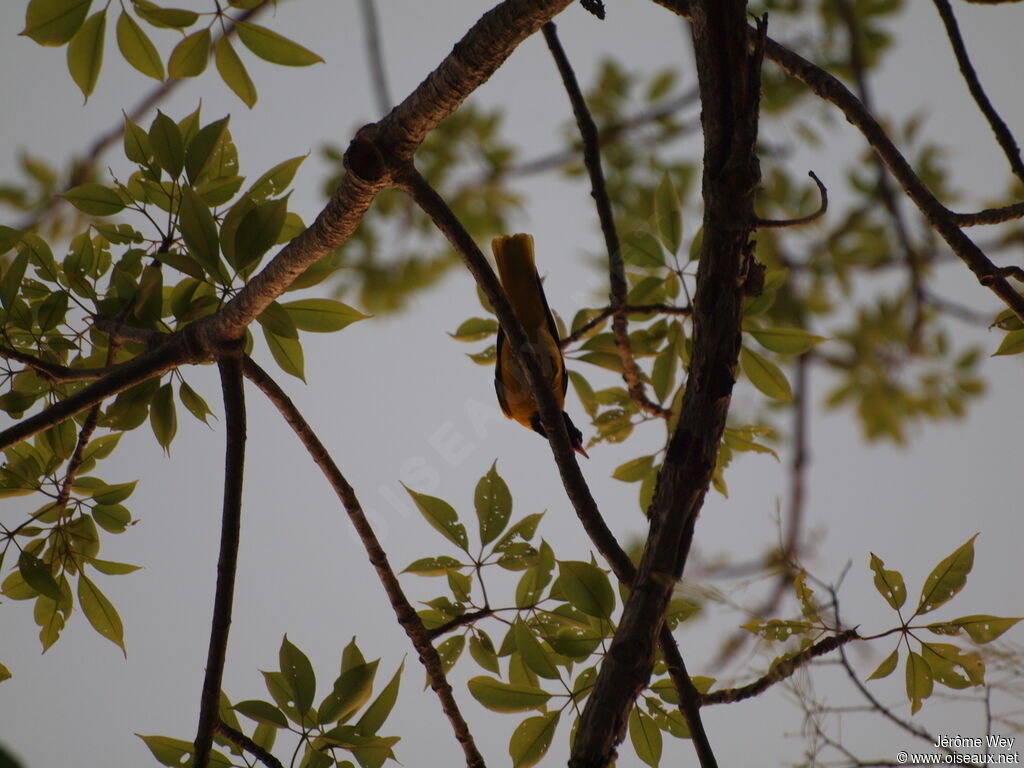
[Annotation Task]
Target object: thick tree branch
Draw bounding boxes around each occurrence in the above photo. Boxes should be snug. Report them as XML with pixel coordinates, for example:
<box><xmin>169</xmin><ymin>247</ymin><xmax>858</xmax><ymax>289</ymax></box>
<box><xmin>399</xmin><ymin>167</ymin><xmax>714</xmax><ymax>764</ymax></box>
<box><xmin>542</xmin><ymin>22</ymin><xmax>670</xmax><ymax>419</ymax></box>
<box><xmin>932</xmin><ymin>0</ymin><xmax>1024</xmax><ymax>184</ymax></box>
<box><xmin>214</xmin><ymin>721</ymin><xmax>284</xmax><ymax>768</ymax></box>
<box><xmin>0</xmin><ymin>334</ymin><xmax>192</xmax><ymax>451</ymax></box>
<box><xmin>570</xmin><ymin>4</ymin><xmax>764</xmax><ymax>766</ymax></box>
<box><xmin>241</xmin><ymin>358</ymin><xmax>486</xmax><ymax>767</ymax></box>
<box><xmin>701</xmin><ymin>629</ymin><xmax>859</xmax><ymax>705</ymax></box>
<box><xmin>194</xmin><ymin>349</ymin><xmax>247</xmax><ymax>768</ymax></box>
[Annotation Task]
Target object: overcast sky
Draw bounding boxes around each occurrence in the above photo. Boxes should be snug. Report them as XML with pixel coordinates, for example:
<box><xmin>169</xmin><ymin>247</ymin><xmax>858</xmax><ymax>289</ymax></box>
<box><xmin>1</xmin><ymin>1</ymin><xmax>1022</xmax><ymax>766</ymax></box>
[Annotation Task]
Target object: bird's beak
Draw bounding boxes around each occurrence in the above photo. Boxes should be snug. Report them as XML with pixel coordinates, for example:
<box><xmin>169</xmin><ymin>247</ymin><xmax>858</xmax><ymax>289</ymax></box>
<box><xmin>574</xmin><ymin>444</ymin><xmax>590</xmax><ymax>460</ymax></box>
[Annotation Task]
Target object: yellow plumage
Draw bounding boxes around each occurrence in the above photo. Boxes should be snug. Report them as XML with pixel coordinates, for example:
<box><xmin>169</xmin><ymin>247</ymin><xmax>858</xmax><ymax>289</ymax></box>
<box><xmin>492</xmin><ymin>234</ymin><xmax>587</xmax><ymax>457</ymax></box>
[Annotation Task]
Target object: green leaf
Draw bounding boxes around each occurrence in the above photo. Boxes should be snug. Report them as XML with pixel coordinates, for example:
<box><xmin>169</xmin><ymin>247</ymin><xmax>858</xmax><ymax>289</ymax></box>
<box><xmin>234</xmin><ymin>197</ymin><xmax>289</xmax><ymax>268</ymax></box>
<box><xmin>37</xmin><ymin>290</ymin><xmax>69</xmax><ymax>332</ymax></box>
<box><xmin>867</xmin><ymin>648</ymin><xmax>899</xmax><ymax>681</ymax></box>
<box><xmin>651</xmin><ymin>347</ymin><xmax>675</xmax><ymax>403</ymax></box>
<box><xmin>0</xmin><ymin>661</ymin><xmax>11</xmax><ymax>682</ymax></box>
<box><xmin>62</xmin><ymin>183</ymin><xmax>125</xmax><ymax>216</ymax></box>
<box><xmin>869</xmin><ymin>553</ymin><xmax>906</xmax><ymax>611</ymax></box>
<box><xmin>402</xmin><ymin>556</ymin><xmax>462</xmax><ymax>576</ymax></box>
<box><xmin>513</xmin><ymin>618</ymin><xmax>561</xmax><ymax>680</ymax></box>
<box><xmin>450</xmin><ymin>317</ymin><xmax>499</xmax><ymax>342</ymax></box>
<box><xmin>558</xmin><ymin>560</ymin><xmax>615</xmax><ymax>619</ymax></box>
<box><xmin>917</xmin><ymin>534</ymin><xmax>977</xmax><ymax>615</ymax></box>
<box><xmin>133</xmin><ymin>2</ymin><xmax>198</xmax><ymax>28</ymax></box>
<box><xmin>117</xmin><ymin>11</ymin><xmax>164</xmax><ymax>80</ymax></box>
<box><xmin>280</xmin><ymin>634</ymin><xmax>316</xmax><ymax>715</ymax></box>
<box><xmin>475</xmin><ymin>461</ymin><xmax>512</xmax><ymax>546</ymax></box>
<box><xmin>1</xmin><ymin>251</ymin><xmax>28</xmax><ymax>309</ymax></box>
<box><xmin>263</xmin><ymin>328</ymin><xmax>305</xmax><ymax>381</ymax></box>
<box><xmin>509</xmin><ymin>711</ymin><xmax>560</xmax><ymax>768</ymax></box>
<box><xmin>136</xmin><ymin>734</ymin><xmax>233</xmax><ymax>767</ymax></box>
<box><xmin>185</xmin><ymin>116</ymin><xmax>230</xmax><ymax>184</ymax></box>
<box><xmin>93</xmin><ymin>481</ymin><xmax>138</xmax><ymax>505</ymax></box>
<box><xmin>248</xmin><ymin>155</ymin><xmax>307</xmax><ymax>201</ymax></box>
<box><xmin>949</xmin><ymin>615</ymin><xmax>1022</xmax><ymax>644</ymax></box>
<box><xmin>741</xmin><ymin>346</ymin><xmax>792</xmax><ymax>401</ymax></box>
<box><xmin>168</xmin><ymin>28</ymin><xmax>210</xmax><ymax>78</ymax></box>
<box><xmin>179</xmin><ymin>185</ymin><xmax>221</xmax><ymax>277</ymax></box>
<box><xmin>467</xmin><ymin>676</ymin><xmax>551</xmax><ymax>713</ymax></box>
<box><xmin>993</xmin><ymin>327</ymin><xmax>1024</xmax><ymax>356</ymax></box>
<box><xmin>234</xmin><ymin>699</ymin><xmax>288</xmax><ymax>728</ymax></box>
<box><xmin>748</xmin><ymin>326</ymin><xmax>826</xmax><ymax>355</ymax></box>
<box><xmin>18</xmin><ymin>550</ymin><xmax>62</xmax><ymax>601</ymax></box>
<box><xmin>215</xmin><ymin>36</ymin><xmax>257</xmax><ymax>108</ymax></box>
<box><xmin>403</xmin><ymin>485</ymin><xmax>469</xmax><ymax>551</ymax></box>
<box><xmin>123</xmin><ymin>113</ymin><xmax>153</xmax><ymax>164</ymax></box>
<box><xmin>629</xmin><ymin>707</ymin><xmax>662</xmax><ymax>767</ymax></box>
<box><xmin>320</xmin><ymin>658</ymin><xmax>379</xmax><ymax>725</ymax></box>
<box><xmin>282</xmin><ymin>299</ymin><xmax>370</xmax><ymax>334</ymax></box>
<box><xmin>150</xmin><ymin>383</ymin><xmax>177</xmax><ymax>452</ymax></box>
<box><xmin>66</xmin><ymin>9</ymin><xmax>105</xmax><ymax>99</ymax></box>
<box><xmin>235</xmin><ymin>21</ymin><xmax>324</xmax><ymax>66</ymax></box>
<box><xmin>654</xmin><ymin>172</ymin><xmax>683</xmax><ymax>255</ymax></box>
<box><xmin>622</xmin><ymin>231</ymin><xmax>665</xmax><ymax>268</ymax></box>
<box><xmin>149</xmin><ymin>111</ymin><xmax>184</xmax><ymax>177</ymax></box>
<box><xmin>469</xmin><ymin>632</ymin><xmax>500</xmax><ymax>675</ymax></box>
<box><xmin>93</xmin><ymin>504</ymin><xmax>131</xmax><ymax>533</ymax></box>
<box><xmin>78</xmin><ymin>572</ymin><xmax>126</xmax><ymax>655</ymax></box>
<box><xmin>22</xmin><ymin>0</ymin><xmax>92</xmax><ymax>46</ymax></box>
<box><xmin>905</xmin><ymin>650</ymin><xmax>933</xmax><ymax>714</ymax></box>
<box><xmin>612</xmin><ymin>454</ymin><xmax>654</xmax><ymax>483</ymax></box>
<box><xmin>354</xmin><ymin>661</ymin><xmax>402</xmax><ymax>736</ymax></box>
<box><xmin>179</xmin><ymin>381</ymin><xmax>214</xmax><ymax>424</ymax></box>
<box><xmin>87</xmin><ymin>558</ymin><xmax>142</xmax><ymax>575</ymax></box>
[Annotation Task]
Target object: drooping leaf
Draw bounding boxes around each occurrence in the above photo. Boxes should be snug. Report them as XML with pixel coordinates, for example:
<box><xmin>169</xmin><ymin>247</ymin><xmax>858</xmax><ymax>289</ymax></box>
<box><xmin>167</xmin><ymin>28</ymin><xmax>210</xmax><ymax>79</ymax></box>
<box><xmin>263</xmin><ymin>328</ymin><xmax>305</xmax><ymax>381</ymax></box>
<box><xmin>654</xmin><ymin>172</ymin><xmax>683</xmax><ymax>255</ymax></box>
<box><xmin>233</xmin><ymin>699</ymin><xmax>288</xmax><ymax>728</ymax></box>
<box><xmin>279</xmin><ymin>634</ymin><xmax>316</xmax><ymax>715</ymax></box>
<box><xmin>117</xmin><ymin>11</ymin><xmax>164</xmax><ymax>80</ymax></box>
<box><xmin>78</xmin><ymin>572</ymin><xmax>126</xmax><ymax>655</ymax></box>
<box><xmin>149</xmin><ymin>111</ymin><xmax>184</xmax><ymax>177</ymax></box>
<box><xmin>22</xmin><ymin>0</ymin><xmax>92</xmax><ymax>46</ymax></box>
<box><xmin>66</xmin><ymin>9</ymin><xmax>105</xmax><ymax>99</ymax></box>
<box><xmin>867</xmin><ymin>648</ymin><xmax>899</xmax><ymax>681</ymax></box>
<box><xmin>403</xmin><ymin>485</ymin><xmax>469</xmax><ymax>551</ymax></box>
<box><xmin>558</xmin><ymin>560</ymin><xmax>614</xmax><ymax>619</ymax></box>
<box><xmin>629</xmin><ymin>707</ymin><xmax>663</xmax><ymax>767</ymax></box>
<box><xmin>509</xmin><ymin>711</ymin><xmax>560</xmax><ymax>768</ymax></box>
<box><xmin>905</xmin><ymin>650</ymin><xmax>933</xmax><ymax>714</ymax></box>
<box><xmin>741</xmin><ymin>346</ymin><xmax>792</xmax><ymax>401</ymax></box>
<box><xmin>869</xmin><ymin>553</ymin><xmax>907</xmax><ymax>611</ymax></box>
<box><xmin>215</xmin><ymin>36</ymin><xmax>257</xmax><ymax>107</ymax></box>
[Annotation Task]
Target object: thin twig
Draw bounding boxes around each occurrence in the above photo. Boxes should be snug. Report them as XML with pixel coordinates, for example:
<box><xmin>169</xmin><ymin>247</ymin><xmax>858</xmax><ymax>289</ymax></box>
<box><xmin>952</xmin><ymin>200</ymin><xmax>1024</xmax><ymax>226</ymax></box>
<box><xmin>757</xmin><ymin>171</ymin><xmax>828</xmax><ymax>229</ymax></box>
<box><xmin>358</xmin><ymin>0</ymin><xmax>392</xmax><ymax>116</ymax></box>
<box><xmin>560</xmin><ymin>302</ymin><xmax>692</xmax><ymax>348</ymax></box>
<box><xmin>194</xmin><ymin>349</ymin><xmax>247</xmax><ymax>768</ymax></box>
<box><xmin>214</xmin><ymin>721</ymin><xmax>284</xmax><ymax>768</ymax></box>
<box><xmin>427</xmin><ymin>608</ymin><xmax>495</xmax><ymax>640</ymax></box>
<box><xmin>932</xmin><ymin>0</ymin><xmax>1024</xmax><ymax>184</ymax></box>
<box><xmin>0</xmin><ymin>345</ymin><xmax>113</xmax><ymax>383</ymax></box>
<box><xmin>241</xmin><ymin>358</ymin><xmax>486</xmax><ymax>768</ymax></box>
<box><xmin>702</xmin><ymin>629</ymin><xmax>859</xmax><ymax>705</ymax></box>
<box><xmin>543</xmin><ymin>22</ymin><xmax>671</xmax><ymax>419</ymax></box>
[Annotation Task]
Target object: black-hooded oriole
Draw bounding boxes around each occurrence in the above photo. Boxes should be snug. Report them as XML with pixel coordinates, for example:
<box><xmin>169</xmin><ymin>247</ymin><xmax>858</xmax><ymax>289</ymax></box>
<box><xmin>492</xmin><ymin>233</ymin><xmax>589</xmax><ymax>458</ymax></box>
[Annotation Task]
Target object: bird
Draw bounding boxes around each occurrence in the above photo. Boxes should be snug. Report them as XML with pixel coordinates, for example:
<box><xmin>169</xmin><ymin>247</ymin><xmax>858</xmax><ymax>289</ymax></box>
<box><xmin>492</xmin><ymin>233</ymin><xmax>589</xmax><ymax>459</ymax></box>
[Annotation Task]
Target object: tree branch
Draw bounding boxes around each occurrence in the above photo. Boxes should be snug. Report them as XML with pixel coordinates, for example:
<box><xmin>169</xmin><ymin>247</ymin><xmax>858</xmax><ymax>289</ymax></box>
<box><xmin>241</xmin><ymin>358</ymin><xmax>486</xmax><ymax>768</ymax></box>
<box><xmin>952</xmin><ymin>200</ymin><xmax>1024</xmax><ymax>226</ymax></box>
<box><xmin>214</xmin><ymin>721</ymin><xmax>284</xmax><ymax>768</ymax></box>
<box><xmin>932</xmin><ymin>0</ymin><xmax>1024</xmax><ymax>184</ymax></box>
<box><xmin>569</xmin><ymin>5</ymin><xmax>765</xmax><ymax>766</ymax></box>
<box><xmin>560</xmin><ymin>303</ymin><xmax>692</xmax><ymax>348</ymax></box>
<box><xmin>0</xmin><ymin>345</ymin><xmax>112</xmax><ymax>383</ymax></box>
<box><xmin>701</xmin><ymin>629</ymin><xmax>859</xmax><ymax>705</ymax></box>
<box><xmin>194</xmin><ymin>348</ymin><xmax>247</xmax><ymax>768</ymax></box>
<box><xmin>542</xmin><ymin>21</ymin><xmax>671</xmax><ymax>419</ymax></box>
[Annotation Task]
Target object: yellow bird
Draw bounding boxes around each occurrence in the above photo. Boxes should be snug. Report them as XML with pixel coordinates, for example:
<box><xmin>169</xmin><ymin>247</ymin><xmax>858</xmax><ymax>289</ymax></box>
<box><xmin>492</xmin><ymin>233</ymin><xmax>589</xmax><ymax>458</ymax></box>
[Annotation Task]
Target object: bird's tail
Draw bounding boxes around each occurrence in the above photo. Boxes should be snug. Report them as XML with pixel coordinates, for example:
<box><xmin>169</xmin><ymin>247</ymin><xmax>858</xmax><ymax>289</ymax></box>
<box><xmin>492</xmin><ymin>233</ymin><xmax>547</xmax><ymax>331</ymax></box>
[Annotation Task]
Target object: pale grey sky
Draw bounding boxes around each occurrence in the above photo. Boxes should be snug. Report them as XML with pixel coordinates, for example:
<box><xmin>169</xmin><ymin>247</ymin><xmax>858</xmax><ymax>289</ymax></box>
<box><xmin>1</xmin><ymin>1</ymin><xmax>1022</xmax><ymax>767</ymax></box>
